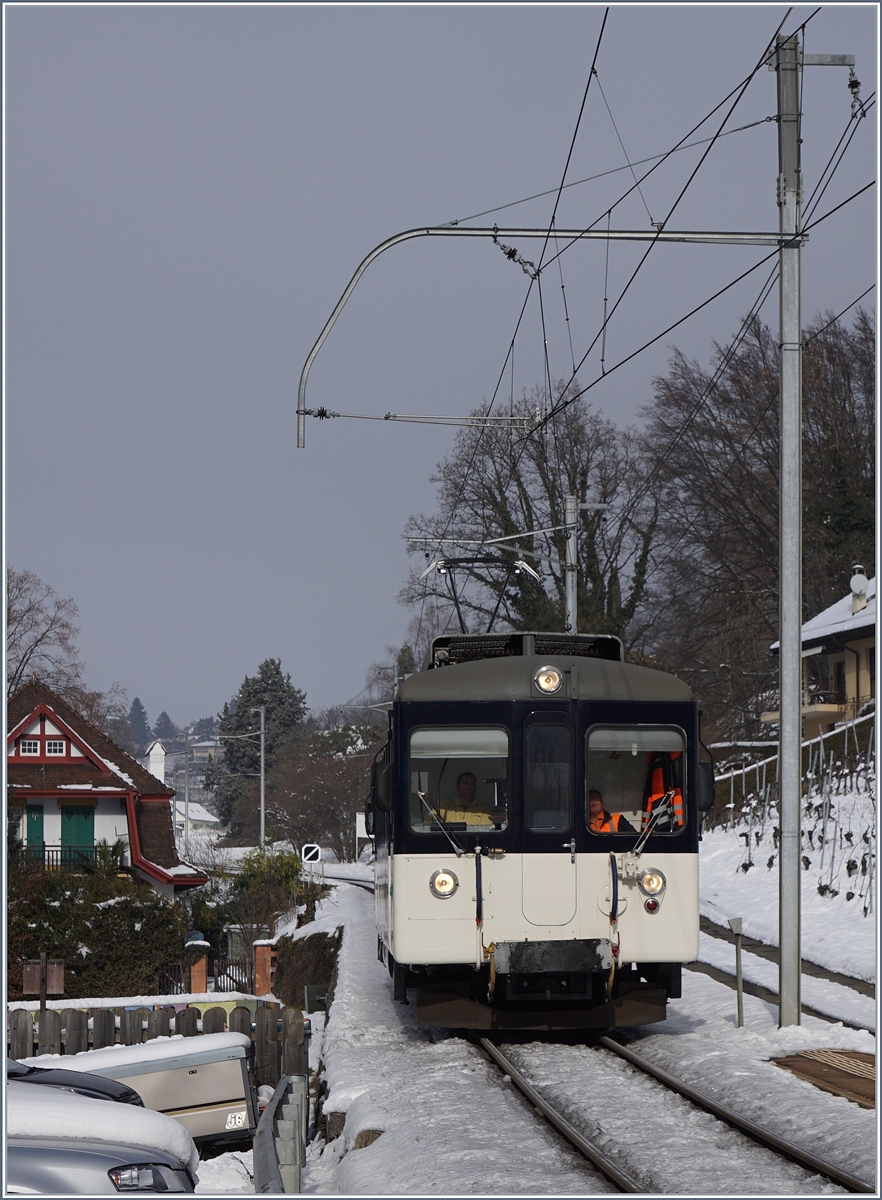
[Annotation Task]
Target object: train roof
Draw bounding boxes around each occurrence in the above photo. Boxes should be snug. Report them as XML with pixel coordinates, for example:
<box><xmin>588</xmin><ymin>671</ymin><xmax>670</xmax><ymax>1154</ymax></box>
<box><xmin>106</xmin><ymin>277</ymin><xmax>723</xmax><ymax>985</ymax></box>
<box><xmin>398</xmin><ymin>632</ymin><xmax>692</xmax><ymax>703</ymax></box>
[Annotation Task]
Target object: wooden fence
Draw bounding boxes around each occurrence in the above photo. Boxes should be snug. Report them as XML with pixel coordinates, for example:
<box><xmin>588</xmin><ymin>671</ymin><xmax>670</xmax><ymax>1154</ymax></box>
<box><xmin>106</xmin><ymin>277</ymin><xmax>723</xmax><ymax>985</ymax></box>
<box><xmin>7</xmin><ymin>999</ymin><xmax>308</xmax><ymax>1087</ymax></box>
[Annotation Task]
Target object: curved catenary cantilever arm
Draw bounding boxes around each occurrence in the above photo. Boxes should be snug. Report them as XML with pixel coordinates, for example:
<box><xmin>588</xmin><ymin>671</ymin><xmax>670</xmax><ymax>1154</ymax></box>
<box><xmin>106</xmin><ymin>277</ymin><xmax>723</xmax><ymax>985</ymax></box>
<box><xmin>296</xmin><ymin>224</ymin><xmax>795</xmax><ymax>446</ymax></box>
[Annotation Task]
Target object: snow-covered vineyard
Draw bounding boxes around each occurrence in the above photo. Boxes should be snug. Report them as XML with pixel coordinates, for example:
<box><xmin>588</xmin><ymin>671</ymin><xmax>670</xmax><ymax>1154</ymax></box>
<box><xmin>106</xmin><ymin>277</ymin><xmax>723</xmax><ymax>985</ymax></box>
<box><xmin>198</xmin><ymin>769</ymin><xmax>877</xmax><ymax>1195</ymax></box>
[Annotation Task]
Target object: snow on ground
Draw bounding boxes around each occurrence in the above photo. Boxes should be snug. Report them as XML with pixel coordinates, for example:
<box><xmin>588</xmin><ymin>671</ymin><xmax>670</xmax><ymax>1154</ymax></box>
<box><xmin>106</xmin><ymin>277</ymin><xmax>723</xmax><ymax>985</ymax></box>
<box><xmin>626</xmin><ymin>970</ymin><xmax>876</xmax><ymax>1188</ymax></box>
<box><xmin>504</xmin><ymin>1036</ymin><xmax>846</xmax><ymax>1195</ymax></box>
<box><xmin>696</xmin><ymin>932</ymin><xmax>876</xmax><ymax>1031</ymax></box>
<box><xmin>302</xmin><ymin>886</ymin><xmax>614</xmax><ymax>1196</ymax></box>
<box><xmin>195</xmin><ymin>1149</ymin><xmax>255</xmax><ymax>1194</ymax></box>
<box><xmin>290</xmin><ymin>884</ymin><xmax>877</xmax><ymax>1195</ymax></box>
<box><xmin>700</xmin><ymin>789</ymin><xmax>876</xmax><ymax>984</ymax></box>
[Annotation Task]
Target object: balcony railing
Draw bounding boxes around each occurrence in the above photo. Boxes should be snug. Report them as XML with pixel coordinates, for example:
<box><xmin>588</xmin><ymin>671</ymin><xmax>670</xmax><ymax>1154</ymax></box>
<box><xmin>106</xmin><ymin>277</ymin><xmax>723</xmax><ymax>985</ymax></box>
<box><xmin>25</xmin><ymin>845</ymin><xmax>97</xmax><ymax>871</ymax></box>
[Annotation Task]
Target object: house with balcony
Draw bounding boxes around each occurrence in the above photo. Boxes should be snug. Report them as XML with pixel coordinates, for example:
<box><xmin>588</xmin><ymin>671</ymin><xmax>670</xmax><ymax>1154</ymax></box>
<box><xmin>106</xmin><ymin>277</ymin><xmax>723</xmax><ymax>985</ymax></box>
<box><xmin>7</xmin><ymin>679</ymin><xmax>207</xmax><ymax>898</ymax></box>
<box><xmin>762</xmin><ymin>568</ymin><xmax>876</xmax><ymax>739</ymax></box>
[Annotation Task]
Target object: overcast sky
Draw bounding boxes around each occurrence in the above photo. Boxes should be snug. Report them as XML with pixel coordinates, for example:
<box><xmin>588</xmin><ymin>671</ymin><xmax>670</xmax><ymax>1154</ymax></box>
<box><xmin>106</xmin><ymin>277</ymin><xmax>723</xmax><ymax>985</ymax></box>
<box><xmin>4</xmin><ymin>3</ymin><xmax>877</xmax><ymax>727</ymax></box>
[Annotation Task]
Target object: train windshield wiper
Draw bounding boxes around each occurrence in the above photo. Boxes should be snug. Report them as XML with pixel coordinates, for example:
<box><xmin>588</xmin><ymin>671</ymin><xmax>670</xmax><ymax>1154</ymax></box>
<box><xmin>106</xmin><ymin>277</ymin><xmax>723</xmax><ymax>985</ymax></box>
<box><xmin>632</xmin><ymin>790</ymin><xmax>675</xmax><ymax>857</ymax></box>
<box><xmin>417</xmin><ymin>791</ymin><xmax>464</xmax><ymax>857</ymax></box>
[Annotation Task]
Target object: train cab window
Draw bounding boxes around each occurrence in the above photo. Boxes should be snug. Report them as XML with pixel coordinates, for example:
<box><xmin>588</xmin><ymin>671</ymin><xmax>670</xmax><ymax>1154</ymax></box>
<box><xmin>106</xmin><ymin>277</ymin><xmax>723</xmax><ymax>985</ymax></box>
<box><xmin>586</xmin><ymin>727</ymin><xmax>686</xmax><ymax>834</ymax></box>
<box><xmin>524</xmin><ymin>725</ymin><xmax>572</xmax><ymax>832</ymax></box>
<box><xmin>408</xmin><ymin>727</ymin><xmax>509</xmax><ymax>833</ymax></box>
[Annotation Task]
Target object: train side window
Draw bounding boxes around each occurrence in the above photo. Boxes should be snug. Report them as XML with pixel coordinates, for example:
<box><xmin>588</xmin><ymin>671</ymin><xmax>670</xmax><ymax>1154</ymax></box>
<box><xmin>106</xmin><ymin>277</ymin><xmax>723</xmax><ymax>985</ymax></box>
<box><xmin>586</xmin><ymin>726</ymin><xmax>686</xmax><ymax>834</ymax></box>
<box><xmin>408</xmin><ymin>727</ymin><xmax>509</xmax><ymax>833</ymax></box>
<box><xmin>524</xmin><ymin>724</ymin><xmax>572</xmax><ymax>832</ymax></box>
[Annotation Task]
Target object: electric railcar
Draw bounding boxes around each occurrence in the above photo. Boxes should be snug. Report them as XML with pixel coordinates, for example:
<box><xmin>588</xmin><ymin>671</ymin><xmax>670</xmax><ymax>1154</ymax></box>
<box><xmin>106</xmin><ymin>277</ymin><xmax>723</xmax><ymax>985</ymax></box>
<box><xmin>368</xmin><ymin>632</ymin><xmax>715</xmax><ymax>1030</ymax></box>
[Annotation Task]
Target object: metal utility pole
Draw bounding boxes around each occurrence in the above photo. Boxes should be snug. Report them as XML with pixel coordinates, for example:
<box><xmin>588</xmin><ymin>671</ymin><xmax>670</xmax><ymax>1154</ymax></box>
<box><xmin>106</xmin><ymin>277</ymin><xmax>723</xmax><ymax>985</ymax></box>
<box><xmin>774</xmin><ymin>36</ymin><xmax>856</xmax><ymax>1029</ymax></box>
<box><xmin>776</xmin><ymin>31</ymin><xmax>803</xmax><ymax>1030</ymax></box>
<box><xmin>183</xmin><ymin>727</ymin><xmax>190</xmax><ymax>858</ymax></box>
<box><xmin>252</xmin><ymin>706</ymin><xmax>266</xmax><ymax>849</ymax></box>
<box><xmin>564</xmin><ymin>496</ymin><xmax>609</xmax><ymax>633</ymax></box>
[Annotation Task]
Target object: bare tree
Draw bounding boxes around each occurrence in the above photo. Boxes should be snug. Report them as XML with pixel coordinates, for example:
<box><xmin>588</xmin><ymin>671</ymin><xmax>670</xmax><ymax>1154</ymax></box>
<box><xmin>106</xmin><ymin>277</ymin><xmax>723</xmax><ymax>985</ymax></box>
<box><xmin>642</xmin><ymin>309</ymin><xmax>875</xmax><ymax>741</ymax></box>
<box><xmin>6</xmin><ymin>567</ymin><xmax>83</xmax><ymax>697</ymax></box>
<box><xmin>400</xmin><ymin>382</ymin><xmax>659</xmax><ymax>653</ymax></box>
<box><xmin>6</xmin><ymin>566</ymin><xmax>132</xmax><ymax>745</ymax></box>
<box><xmin>266</xmin><ymin>717</ymin><xmax>381</xmax><ymax>861</ymax></box>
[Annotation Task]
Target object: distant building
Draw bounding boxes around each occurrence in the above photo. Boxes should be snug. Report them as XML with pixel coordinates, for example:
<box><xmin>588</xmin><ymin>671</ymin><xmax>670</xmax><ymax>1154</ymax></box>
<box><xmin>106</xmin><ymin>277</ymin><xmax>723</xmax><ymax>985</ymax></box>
<box><xmin>7</xmin><ymin>680</ymin><xmax>208</xmax><ymax>898</ymax></box>
<box><xmin>762</xmin><ymin>569</ymin><xmax>876</xmax><ymax>738</ymax></box>
<box><xmin>172</xmin><ymin>798</ymin><xmax>221</xmax><ymax>835</ymax></box>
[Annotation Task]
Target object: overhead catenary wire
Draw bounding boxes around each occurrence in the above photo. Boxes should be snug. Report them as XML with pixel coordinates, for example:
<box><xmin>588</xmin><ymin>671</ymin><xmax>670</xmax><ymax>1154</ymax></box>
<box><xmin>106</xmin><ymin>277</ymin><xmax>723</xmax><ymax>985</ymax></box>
<box><xmin>537</xmin><ymin>179</ymin><xmax>875</xmax><ymax>431</ymax></box>
<box><xmin>414</xmin><ymin>9</ymin><xmax>611</xmax><ymax>640</ymax></box>
<box><xmin>590</xmin><ymin>88</ymin><xmax>877</xmax><ymax>580</ymax></box>
<box><xmin>438</xmin><ymin>117</ymin><xmax>776</xmax><ymax>229</ymax></box>
<box><xmin>536</xmin><ymin>11</ymin><xmax>798</xmax><ymax>431</ymax></box>
<box><xmin>414</xmin><ymin>10</ymin><xmax>853</xmax><ymax>639</ymax></box>
<box><xmin>417</xmin><ymin>12</ymin><xmax>790</xmax><ymax>636</ymax></box>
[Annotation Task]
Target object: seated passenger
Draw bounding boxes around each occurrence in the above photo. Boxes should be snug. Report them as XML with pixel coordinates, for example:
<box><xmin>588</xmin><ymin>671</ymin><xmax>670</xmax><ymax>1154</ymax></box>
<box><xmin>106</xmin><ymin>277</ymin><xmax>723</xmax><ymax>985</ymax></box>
<box><xmin>588</xmin><ymin>789</ymin><xmax>636</xmax><ymax>833</ymax></box>
<box><xmin>441</xmin><ymin>771</ymin><xmax>493</xmax><ymax>826</ymax></box>
<box><xmin>641</xmin><ymin>751</ymin><xmax>685</xmax><ymax>830</ymax></box>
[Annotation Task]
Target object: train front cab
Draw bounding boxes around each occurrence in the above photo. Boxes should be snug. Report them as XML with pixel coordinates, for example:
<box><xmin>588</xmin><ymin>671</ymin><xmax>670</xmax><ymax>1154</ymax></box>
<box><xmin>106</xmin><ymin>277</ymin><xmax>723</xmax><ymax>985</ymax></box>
<box><xmin>371</xmin><ymin>654</ymin><xmax>714</xmax><ymax>1031</ymax></box>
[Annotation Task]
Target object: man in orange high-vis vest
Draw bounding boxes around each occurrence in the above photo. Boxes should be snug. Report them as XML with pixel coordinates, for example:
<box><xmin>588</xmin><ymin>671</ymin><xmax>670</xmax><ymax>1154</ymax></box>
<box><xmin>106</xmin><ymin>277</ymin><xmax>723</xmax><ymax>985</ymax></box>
<box><xmin>588</xmin><ymin>789</ymin><xmax>636</xmax><ymax>833</ymax></box>
<box><xmin>641</xmin><ymin>752</ymin><xmax>685</xmax><ymax>831</ymax></box>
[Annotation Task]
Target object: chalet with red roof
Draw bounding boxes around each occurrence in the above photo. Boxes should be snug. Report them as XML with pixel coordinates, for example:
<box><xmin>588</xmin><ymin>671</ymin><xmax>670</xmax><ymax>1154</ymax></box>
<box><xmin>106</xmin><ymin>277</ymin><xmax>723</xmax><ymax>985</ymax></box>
<box><xmin>7</xmin><ymin>679</ymin><xmax>207</xmax><ymax>897</ymax></box>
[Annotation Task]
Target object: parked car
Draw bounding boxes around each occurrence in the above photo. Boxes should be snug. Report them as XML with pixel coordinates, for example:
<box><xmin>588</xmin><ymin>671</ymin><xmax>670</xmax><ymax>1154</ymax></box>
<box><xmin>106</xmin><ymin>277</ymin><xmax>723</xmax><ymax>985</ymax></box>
<box><xmin>44</xmin><ymin>1031</ymin><xmax>258</xmax><ymax>1146</ymax></box>
<box><xmin>6</xmin><ymin>1082</ymin><xmax>199</xmax><ymax>1194</ymax></box>
<box><xmin>7</xmin><ymin>1056</ymin><xmax>144</xmax><ymax>1105</ymax></box>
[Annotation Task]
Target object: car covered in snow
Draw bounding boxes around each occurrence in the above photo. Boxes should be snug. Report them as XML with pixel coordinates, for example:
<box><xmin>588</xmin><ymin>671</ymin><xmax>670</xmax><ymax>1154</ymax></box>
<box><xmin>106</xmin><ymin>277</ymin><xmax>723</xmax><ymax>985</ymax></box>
<box><xmin>20</xmin><ymin>1032</ymin><xmax>258</xmax><ymax>1146</ymax></box>
<box><xmin>6</xmin><ymin>1081</ymin><xmax>199</xmax><ymax>1194</ymax></box>
<box><xmin>6</xmin><ymin>1056</ymin><xmax>144</xmax><ymax>1106</ymax></box>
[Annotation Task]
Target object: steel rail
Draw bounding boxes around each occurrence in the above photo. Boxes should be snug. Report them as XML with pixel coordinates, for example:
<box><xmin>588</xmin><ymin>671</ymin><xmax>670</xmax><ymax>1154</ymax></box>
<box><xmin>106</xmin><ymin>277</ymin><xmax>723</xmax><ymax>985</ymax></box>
<box><xmin>296</xmin><ymin>224</ymin><xmax>806</xmax><ymax>446</ymax></box>
<box><xmin>479</xmin><ymin>1038</ymin><xmax>641</xmax><ymax>1193</ymax></box>
<box><xmin>599</xmin><ymin>1036</ymin><xmax>874</xmax><ymax>1193</ymax></box>
<box><xmin>322</xmin><ymin>873</ymin><xmax>375</xmax><ymax>892</ymax></box>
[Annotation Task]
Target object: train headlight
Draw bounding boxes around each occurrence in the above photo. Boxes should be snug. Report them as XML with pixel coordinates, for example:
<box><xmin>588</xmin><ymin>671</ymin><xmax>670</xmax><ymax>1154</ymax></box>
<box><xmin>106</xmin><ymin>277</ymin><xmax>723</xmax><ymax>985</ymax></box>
<box><xmin>534</xmin><ymin>665</ymin><xmax>563</xmax><ymax>694</ymax></box>
<box><xmin>638</xmin><ymin>869</ymin><xmax>666</xmax><ymax>897</ymax></box>
<box><xmin>429</xmin><ymin>869</ymin><xmax>459</xmax><ymax>898</ymax></box>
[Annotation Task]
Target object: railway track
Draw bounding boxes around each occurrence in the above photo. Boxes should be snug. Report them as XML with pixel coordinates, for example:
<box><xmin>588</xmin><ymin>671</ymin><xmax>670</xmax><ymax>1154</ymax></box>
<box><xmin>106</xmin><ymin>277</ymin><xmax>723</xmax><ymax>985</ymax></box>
<box><xmin>479</xmin><ymin>1037</ymin><xmax>875</xmax><ymax>1194</ymax></box>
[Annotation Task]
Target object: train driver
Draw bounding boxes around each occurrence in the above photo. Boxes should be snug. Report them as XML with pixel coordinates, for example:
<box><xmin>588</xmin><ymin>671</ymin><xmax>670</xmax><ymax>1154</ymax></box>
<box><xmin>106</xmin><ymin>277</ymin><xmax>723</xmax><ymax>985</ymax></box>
<box><xmin>588</xmin><ymin>789</ymin><xmax>636</xmax><ymax>834</ymax></box>
<box><xmin>441</xmin><ymin>771</ymin><xmax>494</xmax><ymax>826</ymax></box>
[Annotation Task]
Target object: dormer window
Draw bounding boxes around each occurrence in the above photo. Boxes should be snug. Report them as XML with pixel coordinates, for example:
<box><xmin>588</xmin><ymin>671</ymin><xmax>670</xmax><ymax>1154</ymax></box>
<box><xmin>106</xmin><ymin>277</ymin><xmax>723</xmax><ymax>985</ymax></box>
<box><xmin>20</xmin><ymin>740</ymin><xmax>40</xmax><ymax>755</ymax></box>
<box><xmin>46</xmin><ymin>740</ymin><xmax>66</xmax><ymax>755</ymax></box>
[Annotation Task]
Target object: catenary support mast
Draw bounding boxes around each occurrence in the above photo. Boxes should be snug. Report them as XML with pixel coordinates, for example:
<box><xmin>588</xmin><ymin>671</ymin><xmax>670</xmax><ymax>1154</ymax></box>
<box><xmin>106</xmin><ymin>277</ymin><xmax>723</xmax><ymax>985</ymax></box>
<box><xmin>776</xmin><ymin>32</ymin><xmax>804</xmax><ymax>1029</ymax></box>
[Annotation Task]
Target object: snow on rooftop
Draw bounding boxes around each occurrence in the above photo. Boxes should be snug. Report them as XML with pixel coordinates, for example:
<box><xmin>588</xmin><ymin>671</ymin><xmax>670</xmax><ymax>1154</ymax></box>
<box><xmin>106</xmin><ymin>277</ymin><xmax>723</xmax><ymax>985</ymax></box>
<box><xmin>772</xmin><ymin>576</ymin><xmax>876</xmax><ymax>650</ymax></box>
<box><xmin>173</xmin><ymin>800</ymin><xmax>219</xmax><ymax>824</ymax></box>
<box><xmin>103</xmin><ymin>759</ymin><xmax>137</xmax><ymax>788</ymax></box>
<box><xmin>6</xmin><ymin>1080</ymin><xmax>200</xmax><ymax>1175</ymax></box>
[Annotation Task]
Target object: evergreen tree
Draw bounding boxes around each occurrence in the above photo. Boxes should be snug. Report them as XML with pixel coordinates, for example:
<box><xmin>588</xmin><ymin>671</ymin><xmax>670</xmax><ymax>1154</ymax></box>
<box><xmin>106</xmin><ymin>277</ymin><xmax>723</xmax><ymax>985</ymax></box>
<box><xmin>153</xmin><ymin>711</ymin><xmax>179</xmax><ymax>742</ymax></box>
<box><xmin>192</xmin><ymin>715</ymin><xmax>218</xmax><ymax>740</ymax></box>
<box><xmin>128</xmin><ymin>697</ymin><xmax>152</xmax><ymax>753</ymax></box>
<box><xmin>206</xmin><ymin>659</ymin><xmax>307</xmax><ymax>835</ymax></box>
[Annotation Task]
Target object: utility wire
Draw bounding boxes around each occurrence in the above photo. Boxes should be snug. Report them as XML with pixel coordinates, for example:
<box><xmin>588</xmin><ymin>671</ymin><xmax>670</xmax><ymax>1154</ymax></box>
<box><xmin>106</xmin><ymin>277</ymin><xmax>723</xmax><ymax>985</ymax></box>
<box><xmin>538</xmin><ymin>179</ymin><xmax>875</xmax><ymax>429</ymax></box>
<box><xmin>415</xmin><ymin>9</ymin><xmax>610</xmax><ymax>638</ymax></box>
<box><xmin>539</xmin><ymin>11</ymin><xmax>795</xmax><ymax>424</ymax></box>
<box><xmin>594</xmin><ymin>69</ymin><xmax>656</xmax><ymax>226</ymax></box>
<box><xmin>439</xmin><ymin>118</ymin><xmax>775</xmax><ymax>229</ymax></box>
<box><xmin>607</xmin><ymin>88</ymin><xmax>877</xmax><ymax>563</ymax></box>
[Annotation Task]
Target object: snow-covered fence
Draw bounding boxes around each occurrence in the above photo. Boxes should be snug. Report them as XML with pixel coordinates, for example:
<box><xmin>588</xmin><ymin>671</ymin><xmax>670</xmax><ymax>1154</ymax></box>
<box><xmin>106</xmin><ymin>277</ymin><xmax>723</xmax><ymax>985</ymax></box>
<box><xmin>7</xmin><ymin>997</ymin><xmax>310</xmax><ymax>1085</ymax></box>
<box><xmin>705</xmin><ymin>712</ymin><xmax>875</xmax><ymax>915</ymax></box>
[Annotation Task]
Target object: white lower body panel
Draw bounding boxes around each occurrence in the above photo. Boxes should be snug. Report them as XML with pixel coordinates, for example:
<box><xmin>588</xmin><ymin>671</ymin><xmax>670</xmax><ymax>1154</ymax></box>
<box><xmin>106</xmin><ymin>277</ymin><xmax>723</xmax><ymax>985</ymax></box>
<box><xmin>387</xmin><ymin>851</ymin><xmax>698</xmax><ymax>966</ymax></box>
